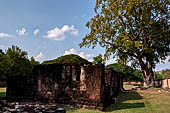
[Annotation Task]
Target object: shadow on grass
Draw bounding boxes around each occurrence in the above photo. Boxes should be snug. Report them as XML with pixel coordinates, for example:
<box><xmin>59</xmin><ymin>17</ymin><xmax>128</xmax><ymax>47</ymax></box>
<box><xmin>118</xmin><ymin>91</ymin><xmax>143</xmax><ymax>102</ymax></box>
<box><xmin>106</xmin><ymin>91</ymin><xmax>145</xmax><ymax>112</ymax></box>
<box><xmin>107</xmin><ymin>103</ymin><xmax>145</xmax><ymax>111</ymax></box>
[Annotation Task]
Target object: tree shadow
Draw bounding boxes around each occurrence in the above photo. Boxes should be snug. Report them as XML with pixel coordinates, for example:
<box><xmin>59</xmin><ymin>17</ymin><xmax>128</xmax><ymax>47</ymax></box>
<box><xmin>133</xmin><ymin>84</ymin><xmax>143</xmax><ymax>87</ymax></box>
<box><xmin>118</xmin><ymin>91</ymin><xmax>143</xmax><ymax>102</ymax></box>
<box><xmin>106</xmin><ymin>91</ymin><xmax>145</xmax><ymax>112</ymax></box>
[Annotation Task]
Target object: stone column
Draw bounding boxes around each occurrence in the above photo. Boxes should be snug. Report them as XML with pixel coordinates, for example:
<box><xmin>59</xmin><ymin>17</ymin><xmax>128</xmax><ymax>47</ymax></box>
<box><xmin>80</xmin><ymin>65</ymin><xmax>86</xmax><ymax>91</ymax></box>
<box><xmin>72</xmin><ymin>66</ymin><xmax>77</xmax><ymax>81</ymax></box>
<box><xmin>62</xmin><ymin>66</ymin><xmax>66</xmax><ymax>81</ymax></box>
<box><xmin>38</xmin><ymin>79</ymin><xmax>41</xmax><ymax>91</ymax></box>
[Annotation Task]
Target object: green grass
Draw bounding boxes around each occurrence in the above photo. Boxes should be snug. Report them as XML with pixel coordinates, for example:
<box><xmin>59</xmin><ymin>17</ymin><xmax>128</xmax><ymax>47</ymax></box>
<box><xmin>124</xmin><ymin>84</ymin><xmax>143</xmax><ymax>90</ymax></box>
<box><xmin>0</xmin><ymin>87</ymin><xmax>6</xmax><ymax>97</ymax></box>
<box><xmin>66</xmin><ymin>85</ymin><xmax>170</xmax><ymax>113</ymax></box>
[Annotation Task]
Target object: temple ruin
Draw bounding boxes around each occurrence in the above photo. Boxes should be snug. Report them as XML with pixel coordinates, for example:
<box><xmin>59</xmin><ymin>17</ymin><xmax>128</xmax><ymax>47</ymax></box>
<box><xmin>6</xmin><ymin>63</ymin><xmax>124</xmax><ymax>111</ymax></box>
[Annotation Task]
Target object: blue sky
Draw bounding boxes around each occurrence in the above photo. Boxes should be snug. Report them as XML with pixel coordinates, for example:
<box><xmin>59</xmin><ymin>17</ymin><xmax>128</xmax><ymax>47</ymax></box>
<box><xmin>0</xmin><ymin>0</ymin><xmax>169</xmax><ymax>71</ymax></box>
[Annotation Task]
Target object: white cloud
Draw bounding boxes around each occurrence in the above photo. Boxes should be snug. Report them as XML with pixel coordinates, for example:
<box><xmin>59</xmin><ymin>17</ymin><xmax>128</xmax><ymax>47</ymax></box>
<box><xmin>35</xmin><ymin>52</ymin><xmax>45</xmax><ymax>62</ymax></box>
<box><xmin>78</xmin><ymin>52</ymin><xmax>86</xmax><ymax>59</ymax></box>
<box><xmin>62</xmin><ymin>25</ymin><xmax>78</xmax><ymax>36</ymax></box>
<box><xmin>70</xmin><ymin>30</ymin><xmax>78</xmax><ymax>36</ymax></box>
<box><xmin>16</xmin><ymin>28</ymin><xmax>28</xmax><ymax>36</ymax></box>
<box><xmin>0</xmin><ymin>33</ymin><xmax>15</xmax><ymax>37</ymax></box>
<box><xmin>63</xmin><ymin>48</ymin><xmax>77</xmax><ymax>55</ymax></box>
<box><xmin>34</xmin><ymin>29</ymin><xmax>40</xmax><ymax>35</ymax></box>
<box><xmin>78</xmin><ymin>52</ymin><xmax>92</xmax><ymax>59</ymax></box>
<box><xmin>44</xmin><ymin>27</ymin><xmax>65</xmax><ymax>40</ymax></box>
<box><xmin>63</xmin><ymin>48</ymin><xmax>94</xmax><ymax>61</ymax></box>
<box><xmin>44</xmin><ymin>25</ymin><xmax>78</xmax><ymax>40</ymax></box>
<box><xmin>155</xmin><ymin>56</ymin><xmax>170</xmax><ymax>71</ymax></box>
<box><xmin>87</xmin><ymin>54</ymin><xmax>94</xmax><ymax>59</ymax></box>
<box><xmin>106</xmin><ymin>59</ymin><xmax>117</xmax><ymax>65</ymax></box>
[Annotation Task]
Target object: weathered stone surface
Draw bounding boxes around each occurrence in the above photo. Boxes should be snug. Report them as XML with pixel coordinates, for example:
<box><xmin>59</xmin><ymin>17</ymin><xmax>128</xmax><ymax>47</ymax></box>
<box><xmin>162</xmin><ymin>77</ymin><xmax>170</xmax><ymax>90</ymax></box>
<box><xmin>153</xmin><ymin>77</ymin><xmax>170</xmax><ymax>90</ymax></box>
<box><xmin>5</xmin><ymin>63</ymin><xmax>123</xmax><ymax>111</ymax></box>
<box><xmin>0</xmin><ymin>79</ymin><xmax>6</xmax><ymax>87</ymax></box>
<box><xmin>0</xmin><ymin>101</ymin><xmax>66</xmax><ymax>113</ymax></box>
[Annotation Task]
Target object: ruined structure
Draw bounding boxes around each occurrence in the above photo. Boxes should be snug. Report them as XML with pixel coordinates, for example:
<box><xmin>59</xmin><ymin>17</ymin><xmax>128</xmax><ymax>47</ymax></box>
<box><xmin>162</xmin><ymin>77</ymin><xmax>170</xmax><ymax>90</ymax></box>
<box><xmin>6</xmin><ymin>63</ymin><xmax>123</xmax><ymax>111</ymax></box>
<box><xmin>153</xmin><ymin>77</ymin><xmax>170</xmax><ymax>90</ymax></box>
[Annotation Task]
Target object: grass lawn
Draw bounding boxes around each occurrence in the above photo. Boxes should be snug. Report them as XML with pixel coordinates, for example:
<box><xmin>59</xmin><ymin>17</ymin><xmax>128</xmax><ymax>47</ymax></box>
<box><xmin>66</xmin><ymin>85</ymin><xmax>170</xmax><ymax>113</ymax></box>
<box><xmin>123</xmin><ymin>84</ymin><xmax>143</xmax><ymax>90</ymax></box>
<box><xmin>0</xmin><ymin>87</ymin><xmax>6</xmax><ymax>97</ymax></box>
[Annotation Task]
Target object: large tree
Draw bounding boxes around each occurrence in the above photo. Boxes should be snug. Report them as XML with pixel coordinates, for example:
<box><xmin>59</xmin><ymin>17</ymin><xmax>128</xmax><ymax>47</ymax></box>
<box><xmin>80</xmin><ymin>0</ymin><xmax>170</xmax><ymax>87</ymax></box>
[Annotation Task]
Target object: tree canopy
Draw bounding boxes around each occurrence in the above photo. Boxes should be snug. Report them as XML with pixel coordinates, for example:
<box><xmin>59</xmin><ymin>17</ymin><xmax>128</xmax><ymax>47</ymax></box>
<box><xmin>0</xmin><ymin>45</ymin><xmax>33</xmax><ymax>79</ymax></box>
<box><xmin>154</xmin><ymin>69</ymin><xmax>170</xmax><ymax>80</ymax></box>
<box><xmin>92</xmin><ymin>54</ymin><xmax>105</xmax><ymax>64</ymax></box>
<box><xmin>42</xmin><ymin>54</ymin><xmax>89</xmax><ymax>64</ymax></box>
<box><xmin>106</xmin><ymin>63</ymin><xmax>143</xmax><ymax>81</ymax></box>
<box><xmin>80</xmin><ymin>0</ymin><xmax>170</xmax><ymax>87</ymax></box>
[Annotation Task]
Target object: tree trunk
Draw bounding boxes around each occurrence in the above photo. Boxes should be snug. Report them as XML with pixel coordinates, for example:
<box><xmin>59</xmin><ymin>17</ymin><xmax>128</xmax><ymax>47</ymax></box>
<box><xmin>138</xmin><ymin>56</ymin><xmax>154</xmax><ymax>88</ymax></box>
<box><xmin>141</xmin><ymin>61</ymin><xmax>154</xmax><ymax>88</ymax></box>
<box><xmin>143</xmin><ymin>72</ymin><xmax>154</xmax><ymax>88</ymax></box>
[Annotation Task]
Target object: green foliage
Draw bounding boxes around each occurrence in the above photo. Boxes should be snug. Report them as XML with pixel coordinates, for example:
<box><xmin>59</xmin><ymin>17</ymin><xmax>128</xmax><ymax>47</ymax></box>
<box><xmin>153</xmin><ymin>71</ymin><xmax>162</xmax><ymax>80</ymax></box>
<box><xmin>80</xmin><ymin>0</ymin><xmax>170</xmax><ymax>64</ymax></box>
<box><xmin>92</xmin><ymin>54</ymin><xmax>105</xmax><ymax>64</ymax></box>
<box><xmin>0</xmin><ymin>50</ymin><xmax>6</xmax><ymax>79</ymax></box>
<box><xmin>42</xmin><ymin>54</ymin><xmax>89</xmax><ymax>64</ymax></box>
<box><xmin>154</xmin><ymin>69</ymin><xmax>170</xmax><ymax>80</ymax></box>
<box><xmin>0</xmin><ymin>45</ymin><xmax>32</xmax><ymax>78</ymax></box>
<box><xmin>161</xmin><ymin>69</ymin><xmax>170</xmax><ymax>78</ymax></box>
<box><xmin>106</xmin><ymin>63</ymin><xmax>143</xmax><ymax>81</ymax></box>
<box><xmin>80</xmin><ymin>0</ymin><xmax>170</xmax><ymax>85</ymax></box>
<box><xmin>30</xmin><ymin>57</ymin><xmax>40</xmax><ymax>65</ymax></box>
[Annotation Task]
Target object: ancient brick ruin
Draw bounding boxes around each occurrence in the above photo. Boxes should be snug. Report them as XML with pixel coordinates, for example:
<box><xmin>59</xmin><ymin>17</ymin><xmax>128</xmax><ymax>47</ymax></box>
<box><xmin>6</xmin><ymin>63</ymin><xmax>123</xmax><ymax>111</ymax></box>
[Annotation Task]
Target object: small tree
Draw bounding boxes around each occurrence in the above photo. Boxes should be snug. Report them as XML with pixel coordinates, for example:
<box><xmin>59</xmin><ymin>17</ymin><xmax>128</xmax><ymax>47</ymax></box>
<box><xmin>80</xmin><ymin>0</ymin><xmax>170</xmax><ymax>87</ymax></box>
<box><xmin>93</xmin><ymin>54</ymin><xmax>105</xmax><ymax>64</ymax></box>
<box><xmin>1</xmin><ymin>45</ymin><xmax>32</xmax><ymax>78</ymax></box>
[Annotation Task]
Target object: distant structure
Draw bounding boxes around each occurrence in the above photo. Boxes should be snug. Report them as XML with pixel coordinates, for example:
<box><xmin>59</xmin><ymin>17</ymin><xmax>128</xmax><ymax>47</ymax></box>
<box><xmin>153</xmin><ymin>77</ymin><xmax>170</xmax><ymax>91</ymax></box>
<box><xmin>6</xmin><ymin>63</ymin><xmax>124</xmax><ymax>111</ymax></box>
<box><xmin>162</xmin><ymin>77</ymin><xmax>170</xmax><ymax>90</ymax></box>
